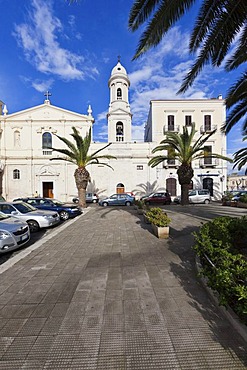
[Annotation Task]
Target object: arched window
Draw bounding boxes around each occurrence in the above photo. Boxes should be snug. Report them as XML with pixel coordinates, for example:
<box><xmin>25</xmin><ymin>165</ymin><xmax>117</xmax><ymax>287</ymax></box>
<box><xmin>42</xmin><ymin>132</ymin><xmax>52</xmax><ymax>149</ymax></box>
<box><xmin>116</xmin><ymin>122</ymin><xmax>124</xmax><ymax>141</ymax></box>
<box><xmin>13</xmin><ymin>169</ymin><xmax>20</xmax><ymax>179</ymax></box>
<box><xmin>117</xmin><ymin>88</ymin><xmax>122</xmax><ymax>99</ymax></box>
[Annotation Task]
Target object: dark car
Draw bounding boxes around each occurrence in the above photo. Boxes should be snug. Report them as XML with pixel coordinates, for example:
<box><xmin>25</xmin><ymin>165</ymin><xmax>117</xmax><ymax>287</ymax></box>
<box><xmin>141</xmin><ymin>192</ymin><xmax>171</xmax><ymax>205</ymax></box>
<box><xmin>99</xmin><ymin>193</ymin><xmax>135</xmax><ymax>207</ymax></box>
<box><xmin>13</xmin><ymin>197</ymin><xmax>82</xmax><ymax>221</ymax></box>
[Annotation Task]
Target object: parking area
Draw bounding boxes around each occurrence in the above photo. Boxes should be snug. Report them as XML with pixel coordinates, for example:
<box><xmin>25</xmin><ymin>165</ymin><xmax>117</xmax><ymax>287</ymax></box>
<box><xmin>0</xmin><ymin>203</ymin><xmax>246</xmax><ymax>369</ymax></box>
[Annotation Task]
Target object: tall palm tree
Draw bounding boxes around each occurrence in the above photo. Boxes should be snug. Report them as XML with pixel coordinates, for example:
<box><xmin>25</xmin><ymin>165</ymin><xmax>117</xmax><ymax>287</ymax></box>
<box><xmin>233</xmin><ymin>136</ymin><xmax>247</xmax><ymax>174</ymax></box>
<box><xmin>148</xmin><ymin>123</ymin><xmax>231</xmax><ymax>205</ymax></box>
<box><xmin>50</xmin><ymin>127</ymin><xmax>116</xmax><ymax>208</ymax></box>
<box><xmin>128</xmin><ymin>0</ymin><xmax>247</xmax><ymax>133</ymax></box>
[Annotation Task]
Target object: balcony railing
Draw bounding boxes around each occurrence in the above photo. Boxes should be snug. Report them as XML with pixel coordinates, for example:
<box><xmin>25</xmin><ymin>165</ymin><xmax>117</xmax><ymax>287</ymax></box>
<box><xmin>163</xmin><ymin>159</ymin><xmax>179</xmax><ymax>168</ymax></box>
<box><xmin>199</xmin><ymin>158</ymin><xmax>219</xmax><ymax>168</ymax></box>
<box><xmin>42</xmin><ymin>150</ymin><xmax>52</xmax><ymax>156</ymax></box>
<box><xmin>200</xmin><ymin>124</ymin><xmax>217</xmax><ymax>134</ymax></box>
<box><xmin>164</xmin><ymin>125</ymin><xmax>180</xmax><ymax>133</ymax></box>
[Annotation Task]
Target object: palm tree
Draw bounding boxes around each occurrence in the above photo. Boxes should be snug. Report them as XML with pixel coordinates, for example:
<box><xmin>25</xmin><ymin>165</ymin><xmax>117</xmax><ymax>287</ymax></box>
<box><xmin>128</xmin><ymin>1</ymin><xmax>247</xmax><ymax>133</ymax></box>
<box><xmin>50</xmin><ymin>127</ymin><xmax>116</xmax><ymax>208</ymax></box>
<box><xmin>148</xmin><ymin>123</ymin><xmax>231</xmax><ymax>205</ymax></box>
<box><xmin>233</xmin><ymin>136</ymin><xmax>247</xmax><ymax>174</ymax></box>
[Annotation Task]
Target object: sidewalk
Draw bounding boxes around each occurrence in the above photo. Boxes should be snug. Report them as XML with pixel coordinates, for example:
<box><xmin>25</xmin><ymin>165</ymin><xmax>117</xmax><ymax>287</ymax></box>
<box><xmin>0</xmin><ymin>205</ymin><xmax>246</xmax><ymax>369</ymax></box>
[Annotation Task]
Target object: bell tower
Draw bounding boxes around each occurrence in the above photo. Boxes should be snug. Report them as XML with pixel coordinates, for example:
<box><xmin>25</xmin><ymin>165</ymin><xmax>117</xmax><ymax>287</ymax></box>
<box><xmin>107</xmin><ymin>58</ymin><xmax>132</xmax><ymax>142</ymax></box>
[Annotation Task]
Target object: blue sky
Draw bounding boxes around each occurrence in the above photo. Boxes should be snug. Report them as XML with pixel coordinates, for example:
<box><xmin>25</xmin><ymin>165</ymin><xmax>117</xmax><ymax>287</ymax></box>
<box><xmin>0</xmin><ymin>0</ymin><xmax>245</xmax><ymax>173</ymax></box>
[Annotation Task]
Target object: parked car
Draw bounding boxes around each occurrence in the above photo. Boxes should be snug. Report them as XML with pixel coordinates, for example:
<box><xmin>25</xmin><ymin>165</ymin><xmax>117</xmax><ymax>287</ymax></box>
<box><xmin>13</xmin><ymin>198</ymin><xmax>82</xmax><ymax>221</ymax></box>
<box><xmin>99</xmin><ymin>193</ymin><xmax>135</xmax><ymax>207</ymax></box>
<box><xmin>0</xmin><ymin>201</ymin><xmax>60</xmax><ymax>232</ymax></box>
<box><xmin>173</xmin><ymin>189</ymin><xmax>211</xmax><ymax>204</ymax></box>
<box><xmin>72</xmin><ymin>193</ymin><xmax>99</xmax><ymax>204</ymax></box>
<box><xmin>0</xmin><ymin>211</ymin><xmax>30</xmax><ymax>254</ymax></box>
<box><xmin>231</xmin><ymin>190</ymin><xmax>247</xmax><ymax>202</ymax></box>
<box><xmin>141</xmin><ymin>192</ymin><xmax>171</xmax><ymax>205</ymax></box>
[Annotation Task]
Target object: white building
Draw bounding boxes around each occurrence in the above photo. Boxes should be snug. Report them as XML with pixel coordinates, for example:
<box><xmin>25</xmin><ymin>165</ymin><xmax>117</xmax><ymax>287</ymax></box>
<box><xmin>0</xmin><ymin>61</ymin><xmax>227</xmax><ymax>201</ymax></box>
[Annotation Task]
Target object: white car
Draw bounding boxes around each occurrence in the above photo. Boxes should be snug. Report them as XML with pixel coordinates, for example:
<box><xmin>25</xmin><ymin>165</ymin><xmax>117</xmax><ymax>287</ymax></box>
<box><xmin>174</xmin><ymin>189</ymin><xmax>211</xmax><ymax>204</ymax></box>
<box><xmin>0</xmin><ymin>211</ymin><xmax>30</xmax><ymax>254</ymax></box>
<box><xmin>0</xmin><ymin>201</ymin><xmax>60</xmax><ymax>232</ymax></box>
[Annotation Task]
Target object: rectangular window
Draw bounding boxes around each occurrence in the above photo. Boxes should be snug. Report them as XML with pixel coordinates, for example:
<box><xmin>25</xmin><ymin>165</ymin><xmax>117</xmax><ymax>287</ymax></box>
<box><xmin>204</xmin><ymin>115</ymin><xmax>211</xmax><ymax>131</ymax></box>
<box><xmin>137</xmin><ymin>165</ymin><xmax>143</xmax><ymax>170</ymax></box>
<box><xmin>185</xmin><ymin>115</ymin><xmax>192</xmax><ymax>126</ymax></box>
<box><xmin>204</xmin><ymin>145</ymin><xmax>212</xmax><ymax>165</ymax></box>
<box><xmin>167</xmin><ymin>115</ymin><xmax>174</xmax><ymax>131</ymax></box>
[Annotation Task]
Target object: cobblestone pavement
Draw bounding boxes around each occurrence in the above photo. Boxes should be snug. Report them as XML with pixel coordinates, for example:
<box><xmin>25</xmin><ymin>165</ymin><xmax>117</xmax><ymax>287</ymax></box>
<box><xmin>0</xmin><ymin>205</ymin><xmax>246</xmax><ymax>369</ymax></box>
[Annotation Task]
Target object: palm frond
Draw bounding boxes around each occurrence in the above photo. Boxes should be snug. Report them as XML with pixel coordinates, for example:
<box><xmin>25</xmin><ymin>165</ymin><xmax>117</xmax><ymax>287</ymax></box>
<box><xmin>223</xmin><ymin>99</ymin><xmax>247</xmax><ymax>133</ymax></box>
<box><xmin>225</xmin><ymin>23</ymin><xmax>247</xmax><ymax>70</ymax></box>
<box><xmin>190</xmin><ymin>0</ymin><xmax>225</xmax><ymax>52</ymax></box>
<box><xmin>132</xmin><ymin>0</ymin><xmax>196</xmax><ymax>59</ymax></box>
<box><xmin>129</xmin><ymin>0</ymin><xmax>160</xmax><ymax>31</ymax></box>
<box><xmin>225</xmin><ymin>72</ymin><xmax>247</xmax><ymax>109</ymax></box>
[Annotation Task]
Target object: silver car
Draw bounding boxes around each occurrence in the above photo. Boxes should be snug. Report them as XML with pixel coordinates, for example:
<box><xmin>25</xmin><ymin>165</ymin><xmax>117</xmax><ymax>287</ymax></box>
<box><xmin>0</xmin><ymin>201</ymin><xmax>60</xmax><ymax>232</ymax></box>
<box><xmin>0</xmin><ymin>211</ymin><xmax>30</xmax><ymax>254</ymax></box>
<box><xmin>174</xmin><ymin>189</ymin><xmax>211</xmax><ymax>204</ymax></box>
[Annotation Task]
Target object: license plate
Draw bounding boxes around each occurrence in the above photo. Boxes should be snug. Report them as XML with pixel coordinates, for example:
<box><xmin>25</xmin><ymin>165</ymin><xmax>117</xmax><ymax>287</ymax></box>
<box><xmin>21</xmin><ymin>234</ymin><xmax>28</xmax><ymax>241</ymax></box>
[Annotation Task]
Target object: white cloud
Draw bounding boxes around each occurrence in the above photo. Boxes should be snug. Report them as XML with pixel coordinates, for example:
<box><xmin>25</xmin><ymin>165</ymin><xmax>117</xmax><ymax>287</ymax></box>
<box><xmin>13</xmin><ymin>0</ymin><xmax>98</xmax><ymax>81</ymax></box>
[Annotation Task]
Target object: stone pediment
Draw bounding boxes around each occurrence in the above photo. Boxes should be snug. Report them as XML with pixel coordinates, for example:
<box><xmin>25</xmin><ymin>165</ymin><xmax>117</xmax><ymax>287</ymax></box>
<box><xmin>36</xmin><ymin>165</ymin><xmax>60</xmax><ymax>177</ymax></box>
<box><xmin>2</xmin><ymin>103</ymin><xmax>91</xmax><ymax>122</ymax></box>
<box><xmin>108</xmin><ymin>107</ymin><xmax>132</xmax><ymax>116</ymax></box>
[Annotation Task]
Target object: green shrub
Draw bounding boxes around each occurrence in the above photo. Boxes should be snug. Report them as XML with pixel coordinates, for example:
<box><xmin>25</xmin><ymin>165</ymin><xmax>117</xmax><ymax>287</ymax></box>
<box><xmin>193</xmin><ymin>216</ymin><xmax>247</xmax><ymax>324</ymax></box>
<box><xmin>145</xmin><ymin>207</ymin><xmax>171</xmax><ymax>227</ymax></box>
<box><xmin>239</xmin><ymin>194</ymin><xmax>247</xmax><ymax>203</ymax></box>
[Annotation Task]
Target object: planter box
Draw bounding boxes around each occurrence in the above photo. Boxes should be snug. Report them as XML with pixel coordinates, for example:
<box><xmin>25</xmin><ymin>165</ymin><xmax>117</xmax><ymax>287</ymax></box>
<box><xmin>237</xmin><ymin>202</ymin><xmax>247</xmax><ymax>209</ymax></box>
<box><xmin>151</xmin><ymin>224</ymin><xmax>169</xmax><ymax>239</ymax></box>
<box><xmin>143</xmin><ymin>214</ymin><xmax>151</xmax><ymax>224</ymax></box>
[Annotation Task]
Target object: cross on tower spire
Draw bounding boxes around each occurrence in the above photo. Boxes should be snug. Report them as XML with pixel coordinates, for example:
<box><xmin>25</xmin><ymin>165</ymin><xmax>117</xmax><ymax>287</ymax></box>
<box><xmin>117</xmin><ymin>55</ymin><xmax>121</xmax><ymax>63</ymax></box>
<box><xmin>44</xmin><ymin>91</ymin><xmax>52</xmax><ymax>101</ymax></box>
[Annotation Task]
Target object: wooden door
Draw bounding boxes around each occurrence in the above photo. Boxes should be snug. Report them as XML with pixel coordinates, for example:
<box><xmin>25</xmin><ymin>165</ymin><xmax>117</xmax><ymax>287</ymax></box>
<box><xmin>43</xmin><ymin>182</ymin><xmax>54</xmax><ymax>198</ymax></box>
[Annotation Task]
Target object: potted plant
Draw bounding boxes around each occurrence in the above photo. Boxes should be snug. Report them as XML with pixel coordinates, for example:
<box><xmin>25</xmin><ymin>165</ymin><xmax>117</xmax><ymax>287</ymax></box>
<box><xmin>145</xmin><ymin>207</ymin><xmax>171</xmax><ymax>238</ymax></box>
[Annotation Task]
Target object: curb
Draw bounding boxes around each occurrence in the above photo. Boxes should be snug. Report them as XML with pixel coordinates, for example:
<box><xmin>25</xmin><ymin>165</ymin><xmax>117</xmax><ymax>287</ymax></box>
<box><xmin>195</xmin><ymin>256</ymin><xmax>247</xmax><ymax>343</ymax></box>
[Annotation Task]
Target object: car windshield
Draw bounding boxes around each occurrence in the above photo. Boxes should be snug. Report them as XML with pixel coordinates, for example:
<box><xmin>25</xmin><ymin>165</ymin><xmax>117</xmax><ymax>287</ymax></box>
<box><xmin>0</xmin><ymin>212</ymin><xmax>10</xmax><ymax>220</ymax></box>
<box><xmin>14</xmin><ymin>202</ymin><xmax>37</xmax><ymax>213</ymax></box>
<box><xmin>50</xmin><ymin>199</ymin><xmax>64</xmax><ymax>205</ymax></box>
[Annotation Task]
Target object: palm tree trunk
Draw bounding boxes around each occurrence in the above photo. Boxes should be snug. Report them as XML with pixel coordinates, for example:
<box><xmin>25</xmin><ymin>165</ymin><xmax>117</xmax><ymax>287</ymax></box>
<box><xmin>74</xmin><ymin>167</ymin><xmax>90</xmax><ymax>208</ymax></box>
<box><xmin>177</xmin><ymin>164</ymin><xmax>194</xmax><ymax>205</ymax></box>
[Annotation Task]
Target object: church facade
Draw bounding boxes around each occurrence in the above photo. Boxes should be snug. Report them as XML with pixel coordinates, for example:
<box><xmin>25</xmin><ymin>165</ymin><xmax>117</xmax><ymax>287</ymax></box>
<box><xmin>0</xmin><ymin>61</ymin><xmax>227</xmax><ymax>202</ymax></box>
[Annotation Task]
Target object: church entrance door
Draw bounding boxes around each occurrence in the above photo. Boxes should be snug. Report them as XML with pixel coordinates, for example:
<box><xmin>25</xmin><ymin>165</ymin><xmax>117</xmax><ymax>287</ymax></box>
<box><xmin>43</xmin><ymin>182</ymin><xmax>54</xmax><ymax>198</ymax></box>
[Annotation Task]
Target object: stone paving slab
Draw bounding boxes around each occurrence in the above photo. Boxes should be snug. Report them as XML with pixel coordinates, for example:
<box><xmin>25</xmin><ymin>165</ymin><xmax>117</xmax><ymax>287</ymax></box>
<box><xmin>0</xmin><ymin>205</ymin><xmax>246</xmax><ymax>369</ymax></box>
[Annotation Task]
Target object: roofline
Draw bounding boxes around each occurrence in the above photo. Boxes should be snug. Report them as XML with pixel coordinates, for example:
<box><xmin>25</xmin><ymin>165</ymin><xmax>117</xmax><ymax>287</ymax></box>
<box><xmin>1</xmin><ymin>103</ymin><xmax>91</xmax><ymax>120</ymax></box>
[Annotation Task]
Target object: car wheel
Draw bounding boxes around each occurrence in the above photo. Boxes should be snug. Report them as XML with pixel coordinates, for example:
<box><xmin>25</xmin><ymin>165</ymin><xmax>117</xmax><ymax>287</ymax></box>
<box><xmin>125</xmin><ymin>201</ymin><xmax>131</xmax><ymax>206</ymax></box>
<box><xmin>92</xmin><ymin>199</ymin><xmax>97</xmax><ymax>203</ymax></box>
<box><xmin>204</xmin><ymin>199</ymin><xmax>210</xmax><ymax>204</ymax></box>
<box><xmin>59</xmin><ymin>211</ymin><xmax>69</xmax><ymax>220</ymax></box>
<box><xmin>102</xmin><ymin>202</ymin><xmax>108</xmax><ymax>207</ymax></box>
<box><xmin>72</xmin><ymin>198</ymin><xmax>79</xmax><ymax>204</ymax></box>
<box><xmin>27</xmin><ymin>220</ymin><xmax>40</xmax><ymax>233</ymax></box>
<box><xmin>145</xmin><ymin>201</ymin><xmax>150</xmax><ymax>205</ymax></box>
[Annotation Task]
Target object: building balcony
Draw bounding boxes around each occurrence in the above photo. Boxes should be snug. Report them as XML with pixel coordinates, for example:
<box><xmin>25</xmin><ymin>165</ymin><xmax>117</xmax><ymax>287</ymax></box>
<box><xmin>199</xmin><ymin>158</ymin><xmax>219</xmax><ymax>168</ymax></box>
<box><xmin>163</xmin><ymin>159</ymin><xmax>179</xmax><ymax>169</ymax></box>
<box><xmin>200</xmin><ymin>124</ymin><xmax>217</xmax><ymax>134</ymax></box>
<box><xmin>164</xmin><ymin>125</ymin><xmax>180</xmax><ymax>133</ymax></box>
